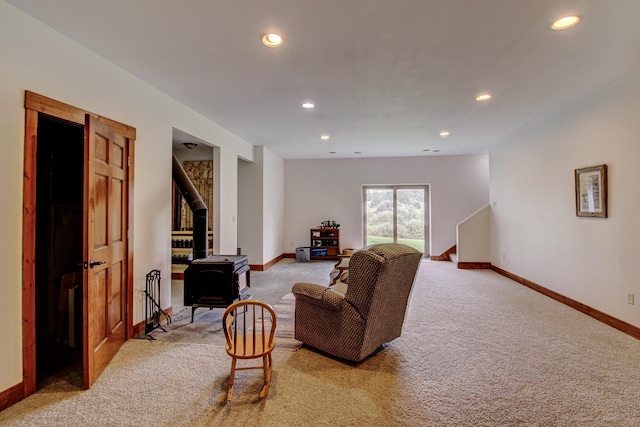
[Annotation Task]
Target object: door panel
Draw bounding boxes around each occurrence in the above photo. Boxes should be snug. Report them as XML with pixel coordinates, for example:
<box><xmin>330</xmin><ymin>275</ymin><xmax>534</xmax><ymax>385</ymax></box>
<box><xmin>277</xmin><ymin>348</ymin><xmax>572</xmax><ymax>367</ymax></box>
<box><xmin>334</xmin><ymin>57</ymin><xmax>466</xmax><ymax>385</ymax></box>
<box><xmin>396</xmin><ymin>188</ymin><xmax>426</xmax><ymax>252</ymax></box>
<box><xmin>89</xmin><ymin>269</ymin><xmax>108</xmax><ymax>348</ymax></box>
<box><xmin>109</xmin><ymin>262</ymin><xmax>123</xmax><ymax>329</ymax></box>
<box><xmin>94</xmin><ymin>174</ymin><xmax>108</xmax><ymax>247</ymax></box>
<box><xmin>84</xmin><ymin>115</ymin><xmax>127</xmax><ymax>388</ymax></box>
<box><xmin>112</xmin><ymin>179</ymin><xmax>123</xmax><ymax>240</ymax></box>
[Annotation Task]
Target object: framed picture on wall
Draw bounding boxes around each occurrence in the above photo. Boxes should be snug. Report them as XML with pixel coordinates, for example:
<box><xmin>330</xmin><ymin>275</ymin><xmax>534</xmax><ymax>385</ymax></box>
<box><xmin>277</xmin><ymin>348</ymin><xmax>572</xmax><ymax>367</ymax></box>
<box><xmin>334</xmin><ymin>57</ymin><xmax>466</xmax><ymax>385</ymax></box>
<box><xmin>575</xmin><ymin>164</ymin><xmax>608</xmax><ymax>218</ymax></box>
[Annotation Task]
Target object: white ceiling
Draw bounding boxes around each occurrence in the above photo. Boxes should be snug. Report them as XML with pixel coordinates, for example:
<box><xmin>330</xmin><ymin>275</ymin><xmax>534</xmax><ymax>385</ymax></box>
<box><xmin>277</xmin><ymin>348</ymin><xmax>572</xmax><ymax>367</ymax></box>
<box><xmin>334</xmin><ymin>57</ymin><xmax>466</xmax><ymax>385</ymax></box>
<box><xmin>8</xmin><ymin>0</ymin><xmax>640</xmax><ymax>159</ymax></box>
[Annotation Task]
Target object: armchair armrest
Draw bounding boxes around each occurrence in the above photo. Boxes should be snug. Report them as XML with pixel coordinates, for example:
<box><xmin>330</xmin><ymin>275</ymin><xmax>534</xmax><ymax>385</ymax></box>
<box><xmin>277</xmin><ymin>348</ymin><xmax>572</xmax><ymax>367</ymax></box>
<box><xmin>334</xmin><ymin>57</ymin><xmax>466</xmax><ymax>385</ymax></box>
<box><xmin>292</xmin><ymin>282</ymin><xmax>344</xmax><ymax>312</ymax></box>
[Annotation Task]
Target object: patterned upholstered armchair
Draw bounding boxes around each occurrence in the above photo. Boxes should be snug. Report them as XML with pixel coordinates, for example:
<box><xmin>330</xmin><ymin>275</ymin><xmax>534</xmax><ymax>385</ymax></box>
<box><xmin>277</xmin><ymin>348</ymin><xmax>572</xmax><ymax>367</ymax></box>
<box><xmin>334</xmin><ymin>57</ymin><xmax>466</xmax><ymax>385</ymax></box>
<box><xmin>292</xmin><ymin>243</ymin><xmax>422</xmax><ymax>362</ymax></box>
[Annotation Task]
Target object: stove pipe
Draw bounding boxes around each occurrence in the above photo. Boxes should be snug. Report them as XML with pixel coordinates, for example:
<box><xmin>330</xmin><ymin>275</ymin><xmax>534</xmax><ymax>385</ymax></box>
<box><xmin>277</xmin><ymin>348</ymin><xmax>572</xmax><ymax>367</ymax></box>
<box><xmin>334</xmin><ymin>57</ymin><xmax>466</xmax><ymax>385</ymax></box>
<box><xmin>172</xmin><ymin>154</ymin><xmax>208</xmax><ymax>259</ymax></box>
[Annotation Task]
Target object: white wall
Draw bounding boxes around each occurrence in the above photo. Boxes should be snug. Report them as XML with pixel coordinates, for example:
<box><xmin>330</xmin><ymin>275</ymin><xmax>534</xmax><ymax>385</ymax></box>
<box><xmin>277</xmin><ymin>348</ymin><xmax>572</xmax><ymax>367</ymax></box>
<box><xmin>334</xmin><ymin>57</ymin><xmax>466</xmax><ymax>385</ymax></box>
<box><xmin>238</xmin><ymin>146</ymin><xmax>285</xmax><ymax>265</ymax></box>
<box><xmin>490</xmin><ymin>72</ymin><xmax>640</xmax><ymax>329</ymax></box>
<box><xmin>457</xmin><ymin>204</ymin><xmax>491</xmax><ymax>263</ymax></box>
<box><xmin>262</xmin><ymin>148</ymin><xmax>285</xmax><ymax>264</ymax></box>
<box><xmin>238</xmin><ymin>149</ymin><xmax>263</xmax><ymax>262</ymax></box>
<box><xmin>0</xmin><ymin>1</ymin><xmax>253</xmax><ymax>392</ymax></box>
<box><xmin>284</xmin><ymin>155</ymin><xmax>490</xmax><ymax>256</ymax></box>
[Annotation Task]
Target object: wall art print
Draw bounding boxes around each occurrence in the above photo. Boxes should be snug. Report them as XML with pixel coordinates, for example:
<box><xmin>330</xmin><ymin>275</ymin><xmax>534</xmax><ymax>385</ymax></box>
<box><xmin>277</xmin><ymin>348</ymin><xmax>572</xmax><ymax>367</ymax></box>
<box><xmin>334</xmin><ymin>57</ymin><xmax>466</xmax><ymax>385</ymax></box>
<box><xmin>575</xmin><ymin>164</ymin><xmax>607</xmax><ymax>218</ymax></box>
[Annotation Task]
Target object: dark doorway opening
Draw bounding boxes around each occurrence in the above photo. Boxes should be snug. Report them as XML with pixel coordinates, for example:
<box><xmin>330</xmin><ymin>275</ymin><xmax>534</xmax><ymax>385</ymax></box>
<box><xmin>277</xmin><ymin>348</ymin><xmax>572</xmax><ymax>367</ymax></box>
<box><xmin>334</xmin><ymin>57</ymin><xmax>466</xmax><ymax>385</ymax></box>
<box><xmin>35</xmin><ymin>114</ymin><xmax>84</xmax><ymax>388</ymax></box>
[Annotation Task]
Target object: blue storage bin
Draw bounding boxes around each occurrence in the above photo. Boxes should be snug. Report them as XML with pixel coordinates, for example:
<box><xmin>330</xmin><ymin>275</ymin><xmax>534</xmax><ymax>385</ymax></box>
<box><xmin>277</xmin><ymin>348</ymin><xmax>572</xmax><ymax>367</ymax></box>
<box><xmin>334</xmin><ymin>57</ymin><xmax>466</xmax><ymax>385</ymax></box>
<box><xmin>311</xmin><ymin>248</ymin><xmax>328</xmax><ymax>256</ymax></box>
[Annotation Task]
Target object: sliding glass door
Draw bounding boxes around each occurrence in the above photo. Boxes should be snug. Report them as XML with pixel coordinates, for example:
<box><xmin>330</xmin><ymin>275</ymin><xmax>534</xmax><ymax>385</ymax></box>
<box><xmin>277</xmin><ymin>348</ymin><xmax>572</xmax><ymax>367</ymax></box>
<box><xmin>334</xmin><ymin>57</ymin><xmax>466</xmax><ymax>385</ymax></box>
<box><xmin>363</xmin><ymin>186</ymin><xmax>429</xmax><ymax>255</ymax></box>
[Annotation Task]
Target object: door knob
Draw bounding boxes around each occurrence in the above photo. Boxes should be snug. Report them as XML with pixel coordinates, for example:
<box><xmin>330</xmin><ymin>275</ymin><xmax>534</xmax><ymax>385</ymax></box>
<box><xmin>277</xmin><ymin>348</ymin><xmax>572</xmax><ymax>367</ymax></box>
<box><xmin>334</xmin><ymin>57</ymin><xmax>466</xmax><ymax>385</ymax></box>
<box><xmin>86</xmin><ymin>259</ymin><xmax>107</xmax><ymax>269</ymax></box>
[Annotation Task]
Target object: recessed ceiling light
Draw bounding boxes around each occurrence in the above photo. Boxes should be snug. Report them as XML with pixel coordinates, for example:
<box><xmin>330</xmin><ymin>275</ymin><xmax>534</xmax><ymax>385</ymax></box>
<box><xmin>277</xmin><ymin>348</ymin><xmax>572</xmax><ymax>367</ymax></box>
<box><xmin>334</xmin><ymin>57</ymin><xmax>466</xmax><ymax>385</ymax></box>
<box><xmin>552</xmin><ymin>16</ymin><xmax>580</xmax><ymax>31</ymax></box>
<box><xmin>302</xmin><ymin>102</ymin><xmax>315</xmax><ymax>109</ymax></box>
<box><xmin>433</xmin><ymin>150</ymin><xmax>440</xmax><ymax>153</ymax></box>
<box><xmin>439</xmin><ymin>131</ymin><xmax>450</xmax><ymax>137</ymax></box>
<box><xmin>261</xmin><ymin>33</ymin><xmax>283</xmax><ymax>47</ymax></box>
<box><xmin>320</xmin><ymin>134</ymin><xmax>330</xmax><ymax>140</ymax></box>
<box><xmin>329</xmin><ymin>151</ymin><xmax>336</xmax><ymax>154</ymax></box>
<box><xmin>354</xmin><ymin>152</ymin><xmax>362</xmax><ymax>154</ymax></box>
<box><xmin>476</xmin><ymin>93</ymin><xmax>492</xmax><ymax>102</ymax></box>
<box><xmin>422</xmin><ymin>149</ymin><xmax>431</xmax><ymax>152</ymax></box>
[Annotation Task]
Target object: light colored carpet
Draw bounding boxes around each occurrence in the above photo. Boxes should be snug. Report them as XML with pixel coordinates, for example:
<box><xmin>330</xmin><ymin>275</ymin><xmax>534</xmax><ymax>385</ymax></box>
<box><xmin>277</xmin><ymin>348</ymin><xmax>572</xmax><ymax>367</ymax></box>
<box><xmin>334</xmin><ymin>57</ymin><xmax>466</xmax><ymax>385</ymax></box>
<box><xmin>2</xmin><ymin>261</ymin><xmax>640</xmax><ymax>426</ymax></box>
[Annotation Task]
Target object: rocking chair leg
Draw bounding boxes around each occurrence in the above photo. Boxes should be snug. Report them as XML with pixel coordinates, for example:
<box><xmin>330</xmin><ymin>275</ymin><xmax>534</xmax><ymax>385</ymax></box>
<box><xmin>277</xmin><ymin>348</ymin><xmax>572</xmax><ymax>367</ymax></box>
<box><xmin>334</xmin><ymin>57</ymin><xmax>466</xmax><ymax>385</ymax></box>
<box><xmin>227</xmin><ymin>358</ymin><xmax>237</xmax><ymax>401</ymax></box>
<box><xmin>259</xmin><ymin>355</ymin><xmax>272</xmax><ymax>398</ymax></box>
<box><xmin>266</xmin><ymin>353</ymin><xmax>273</xmax><ymax>383</ymax></box>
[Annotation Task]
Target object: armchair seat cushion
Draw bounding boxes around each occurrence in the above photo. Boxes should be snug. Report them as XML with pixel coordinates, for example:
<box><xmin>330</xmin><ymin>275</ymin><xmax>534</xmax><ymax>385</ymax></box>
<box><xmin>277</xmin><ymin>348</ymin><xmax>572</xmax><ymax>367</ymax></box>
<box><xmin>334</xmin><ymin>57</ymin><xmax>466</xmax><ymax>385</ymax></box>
<box><xmin>329</xmin><ymin>280</ymin><xmax>348</xmax><ymax>295</ymax></box>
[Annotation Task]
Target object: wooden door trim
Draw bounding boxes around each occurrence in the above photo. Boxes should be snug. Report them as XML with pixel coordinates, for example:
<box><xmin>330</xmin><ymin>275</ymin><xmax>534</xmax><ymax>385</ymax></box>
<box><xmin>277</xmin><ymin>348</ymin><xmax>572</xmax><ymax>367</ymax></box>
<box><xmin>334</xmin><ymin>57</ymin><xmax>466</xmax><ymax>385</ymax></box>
<box><xmin>127</xmin><ymin>139</ymin><xmax>135</xmax><ymax>341</ymax></box>
<box><xmin>22</xmin><ymin>91</ymin><xmax>135</xmax><ymax>397</ymax></box>
<box><xmin>25</xmin><ymin>91</ymin><xmax>136</xmax><ymax>139</ymax></box>
<box><xmin>22</xmin><ymin>108</ymin><xmax>38</xmax><ymax>398</ymax></box>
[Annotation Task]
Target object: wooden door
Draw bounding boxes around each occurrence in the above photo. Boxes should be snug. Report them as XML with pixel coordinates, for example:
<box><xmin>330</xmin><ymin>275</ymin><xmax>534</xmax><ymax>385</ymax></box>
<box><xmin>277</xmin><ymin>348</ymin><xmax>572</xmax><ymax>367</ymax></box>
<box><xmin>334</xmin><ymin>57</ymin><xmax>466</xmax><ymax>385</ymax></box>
<box><xmin>83</xmin><ymin>115</ymin><xmax>128</xmax><ymax>388</ymax></box>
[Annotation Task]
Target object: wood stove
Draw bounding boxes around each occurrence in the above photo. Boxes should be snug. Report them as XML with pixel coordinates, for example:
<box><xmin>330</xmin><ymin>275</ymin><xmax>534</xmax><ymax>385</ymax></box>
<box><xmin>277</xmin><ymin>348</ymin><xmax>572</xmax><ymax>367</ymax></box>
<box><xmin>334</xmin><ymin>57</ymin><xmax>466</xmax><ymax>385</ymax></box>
<box><xmin>184</xmin><ymin>255</ymin><xmax>251</xmax><ymax>322</ymax></box>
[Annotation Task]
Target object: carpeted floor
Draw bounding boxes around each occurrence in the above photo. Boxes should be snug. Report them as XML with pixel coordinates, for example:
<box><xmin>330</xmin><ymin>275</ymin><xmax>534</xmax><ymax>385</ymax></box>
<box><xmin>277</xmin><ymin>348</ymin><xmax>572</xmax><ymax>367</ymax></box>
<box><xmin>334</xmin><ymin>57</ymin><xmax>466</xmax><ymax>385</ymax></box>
<box><xmin>2</xmin><ymin>260</ymin><xmax>640</xmax><ymax>426</ymax></box>
<box><xmin>145</xmin><ymin>291</ymin><xmax>301</xmax><ymax>351</ymax></box>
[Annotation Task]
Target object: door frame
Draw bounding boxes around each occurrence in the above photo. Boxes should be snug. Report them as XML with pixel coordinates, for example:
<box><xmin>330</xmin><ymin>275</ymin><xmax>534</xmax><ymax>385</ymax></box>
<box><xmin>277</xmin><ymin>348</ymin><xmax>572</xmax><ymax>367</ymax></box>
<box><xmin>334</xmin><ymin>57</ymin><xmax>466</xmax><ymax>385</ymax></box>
<box><xmin>362</xmin><ymin>185</ymin><xmax>430</xmax><ymax>255</ymax></box>
<box><xmin>22</xmin><ymin>91</ymin><xmax>135</xmax><ymax>396</ymax></box>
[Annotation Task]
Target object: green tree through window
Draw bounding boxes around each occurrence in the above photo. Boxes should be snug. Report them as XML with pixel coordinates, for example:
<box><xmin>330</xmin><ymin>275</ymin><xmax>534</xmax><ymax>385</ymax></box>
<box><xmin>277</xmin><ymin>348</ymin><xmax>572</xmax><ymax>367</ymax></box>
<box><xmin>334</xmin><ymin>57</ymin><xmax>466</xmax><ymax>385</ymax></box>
<box><xmin>365</xmin><ymin>187</ymin><xmax>427</xmax><ymax>253</ymax></box>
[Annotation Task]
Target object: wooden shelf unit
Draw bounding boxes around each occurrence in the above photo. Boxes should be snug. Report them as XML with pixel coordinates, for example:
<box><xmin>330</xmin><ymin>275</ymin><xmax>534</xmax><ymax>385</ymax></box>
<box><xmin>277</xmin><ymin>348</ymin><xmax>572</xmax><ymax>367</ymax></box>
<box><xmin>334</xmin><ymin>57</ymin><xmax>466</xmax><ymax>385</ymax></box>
<box><xmin>310</xmin><ymin>228</ymin><xmax>340</xmax><ymax>260</ymax></box>
<box><xmin>171</xmin><ymin>231</ymin><xmax>214</xmax><ymax>279</ymax></box>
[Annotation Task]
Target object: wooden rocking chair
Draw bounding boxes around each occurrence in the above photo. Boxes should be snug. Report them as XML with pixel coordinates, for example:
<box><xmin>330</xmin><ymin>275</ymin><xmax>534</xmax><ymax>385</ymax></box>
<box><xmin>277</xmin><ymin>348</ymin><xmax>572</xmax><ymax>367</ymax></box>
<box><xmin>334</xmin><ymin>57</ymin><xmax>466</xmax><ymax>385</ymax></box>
<box><xmin>222</xmin><ymin>300</ymin><xmax>277</xmax><ymax>400</ymax></box>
